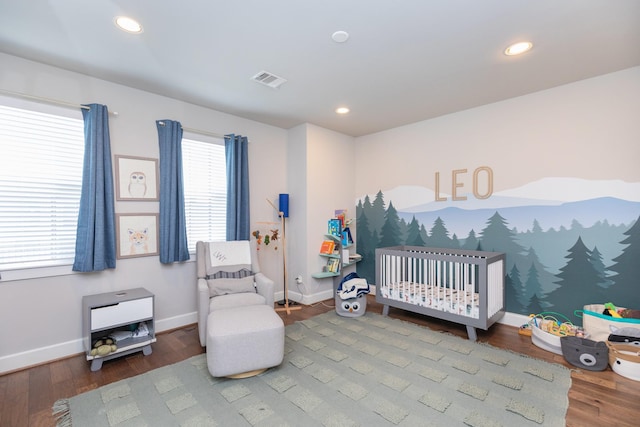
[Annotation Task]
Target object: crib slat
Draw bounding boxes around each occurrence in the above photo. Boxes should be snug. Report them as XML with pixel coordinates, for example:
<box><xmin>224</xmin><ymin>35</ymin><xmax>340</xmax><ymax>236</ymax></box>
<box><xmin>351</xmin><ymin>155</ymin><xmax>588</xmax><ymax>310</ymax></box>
<box><xmin>375</xmin><ymin>245</ymin><xmax>505</xmax><ymax>340</ymax></box>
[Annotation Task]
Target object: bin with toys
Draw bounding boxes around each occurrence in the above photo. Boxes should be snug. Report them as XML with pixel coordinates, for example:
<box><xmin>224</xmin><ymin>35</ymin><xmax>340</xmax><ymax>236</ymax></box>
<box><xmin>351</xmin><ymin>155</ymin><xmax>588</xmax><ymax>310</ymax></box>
<box><xmin>528</xmin><ymin>312</ymin><xmax>586</xmax><ymax>355</ymax></box>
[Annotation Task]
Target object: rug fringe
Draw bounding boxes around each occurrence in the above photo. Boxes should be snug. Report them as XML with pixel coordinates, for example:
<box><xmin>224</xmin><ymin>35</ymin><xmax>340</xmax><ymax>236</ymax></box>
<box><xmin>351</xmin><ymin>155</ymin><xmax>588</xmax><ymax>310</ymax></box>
<box><xmin>52</xmin><ymin>398</ymin><xmax>72</xmax><ymax>427</ymax></box>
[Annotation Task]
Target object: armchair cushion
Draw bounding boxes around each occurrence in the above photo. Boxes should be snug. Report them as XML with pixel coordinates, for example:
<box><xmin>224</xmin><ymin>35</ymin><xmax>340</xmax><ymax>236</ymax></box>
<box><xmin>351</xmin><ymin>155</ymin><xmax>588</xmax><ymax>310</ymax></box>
<box><xmin>209</xmin><ymin>292</ymin><xmax>266</xmax><ymax>312</ymax></box>
<box><xmin>207</xmin><ymin>275</ymin><xmax>256</xmax><ymax>297</ymax></box>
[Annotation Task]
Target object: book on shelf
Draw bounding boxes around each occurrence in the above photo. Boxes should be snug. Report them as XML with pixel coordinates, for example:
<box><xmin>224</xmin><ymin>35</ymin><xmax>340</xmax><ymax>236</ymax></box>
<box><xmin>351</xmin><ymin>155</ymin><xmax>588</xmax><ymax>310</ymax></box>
<box><xmin>349</xmin><ymin>253</ymin><xmax>362</xmax><ymax>262</ymax></box>
<box><xmin>326</xmin><ymin>257</ymin><xmax>340</xmax><ymax>273</ymax></box>
<box><xmin>319</xmin><ymin>240</ymin><xmax>335</xmax><ymax>255</ymax></box>
<box><xmin>328</xmin><ymin>218</ymin><xmax>342</xmax><ymax>238</ymax></box>
<box><xmin>342</xmin><ymin>227</ymin><xmax>353</xmax><ymax>246</ymax></box>
<box><xmin>334</xmin><ymin>209</ymin><xmax>347</xmax><ymax>228</ymax></box>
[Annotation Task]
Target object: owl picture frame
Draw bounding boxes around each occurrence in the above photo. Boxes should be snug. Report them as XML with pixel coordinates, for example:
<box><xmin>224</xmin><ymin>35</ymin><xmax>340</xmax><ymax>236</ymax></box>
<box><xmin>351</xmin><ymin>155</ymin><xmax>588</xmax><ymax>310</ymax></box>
<box><xmin>115</xmin><ymin>155</ymin><xmax>159</xmax><ymax>201</ymax></box>
<box><xmin>116</xmin><ymin>213</ymin><xmax>160</xmax><ymax>259</ymax></box>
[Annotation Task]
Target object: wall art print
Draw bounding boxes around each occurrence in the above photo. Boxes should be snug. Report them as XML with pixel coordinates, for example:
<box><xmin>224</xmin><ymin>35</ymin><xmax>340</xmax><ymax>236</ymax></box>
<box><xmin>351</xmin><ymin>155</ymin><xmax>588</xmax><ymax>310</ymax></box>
<box><xmin>115</xmin><ymin>155</ymin><xmax>159</xmax><ymax>201</ymax></box>
<box><xmin>355</xmin><ymin>177</ymin><xmax>640</xmax><ymax>322</ymax></box>
<box><xmin>116</xmin><ymin>213</ymin><xmax>159</xmax><ymax>259</ymax></box>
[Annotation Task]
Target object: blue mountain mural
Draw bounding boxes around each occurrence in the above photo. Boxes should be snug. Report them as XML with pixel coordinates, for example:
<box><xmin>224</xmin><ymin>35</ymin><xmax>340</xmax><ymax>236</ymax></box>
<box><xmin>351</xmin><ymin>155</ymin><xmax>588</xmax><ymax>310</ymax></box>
<box><xmin>355</xmin><ymin>179</ymin><xmax>640</xmax><ymax>322</ymax></box>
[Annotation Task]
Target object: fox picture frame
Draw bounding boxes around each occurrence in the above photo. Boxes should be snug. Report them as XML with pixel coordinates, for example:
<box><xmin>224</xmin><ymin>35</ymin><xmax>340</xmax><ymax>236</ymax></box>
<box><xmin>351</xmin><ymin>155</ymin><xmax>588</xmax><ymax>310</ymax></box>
<box><xmin>116</xmin><ymin>213</ymin><xmax>160</xmax><ymax>259</ymax></box>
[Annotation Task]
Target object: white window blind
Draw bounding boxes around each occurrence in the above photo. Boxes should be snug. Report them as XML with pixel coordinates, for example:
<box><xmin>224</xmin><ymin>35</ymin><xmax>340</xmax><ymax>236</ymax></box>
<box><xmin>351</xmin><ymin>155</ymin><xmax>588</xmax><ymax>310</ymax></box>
<box><xmin>182</xmin><ymin>136</ymin><xmax>227</xmax><ymax>253</ymax></box>
<box><xmin>0</xmin><ymin>103</ymin><xmax>84</xmax><ymax>270</ymax></box>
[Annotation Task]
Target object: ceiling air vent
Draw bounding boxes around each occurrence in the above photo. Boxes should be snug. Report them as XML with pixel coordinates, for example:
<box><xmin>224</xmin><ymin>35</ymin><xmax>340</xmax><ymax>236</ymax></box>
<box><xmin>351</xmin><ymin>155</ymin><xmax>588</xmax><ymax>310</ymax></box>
<box><xmin>251</xmin><ymin>70</ymin><xmax>287</xmax><ymax>89</ymax></box>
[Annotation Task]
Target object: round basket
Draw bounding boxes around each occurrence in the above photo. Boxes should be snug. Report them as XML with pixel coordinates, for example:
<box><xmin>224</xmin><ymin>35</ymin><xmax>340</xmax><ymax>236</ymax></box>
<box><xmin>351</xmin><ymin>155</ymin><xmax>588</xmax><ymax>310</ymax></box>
<box><xmin>529</xmin><ymin>313</ymin><xmax>582</xmax><ymax>355</ymax></box>
<box><xmin>606</xmin><ymin>341</ymin><xmax>640</xmax><ymax>381</ymax></box>
<box><xmin>531</xmin><ymin>324</ymin><xmax>563</xmax><ymax>355</ymax></box>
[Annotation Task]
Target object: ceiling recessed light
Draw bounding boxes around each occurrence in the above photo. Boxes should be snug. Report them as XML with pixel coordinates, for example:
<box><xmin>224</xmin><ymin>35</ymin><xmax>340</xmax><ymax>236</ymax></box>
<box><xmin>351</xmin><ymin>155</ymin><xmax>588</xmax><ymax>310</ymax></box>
<box><xmin>115</xmin><ymin>16</ymin><xmax>143</xmax><ymax>34</ymax></box>
<box><xmin>336</xmin><ymin>107</ymin><xmax>350</xmax><ymax>114</ymax></box>
<box><xmin>331</xmin><ymin>31</ymin><xmax>349</xmax><ymax>43</ymax></box>
<box><xmin>504</xmin><ymin>41</ymin><xmax>532</xmax><ymax>56</ymax></box>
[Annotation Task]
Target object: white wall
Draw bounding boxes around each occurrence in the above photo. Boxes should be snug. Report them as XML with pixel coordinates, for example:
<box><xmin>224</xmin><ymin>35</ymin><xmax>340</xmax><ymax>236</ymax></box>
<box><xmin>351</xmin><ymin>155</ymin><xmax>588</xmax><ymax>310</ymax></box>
<box><xmin>0</xmin><ymin>53</ymin><xmax>288</xmax><ymax>372</ymax></box>
<box><xmin>352</xmin><ymin>66</ymin><xmax>640</xmax><ymax>328</ymax></box>
<box><xmin>285</xmin><ymin>124</ymin><xmax>356</xmax><ymax>303</ymax></box>
<box><xmin>3</xmin><ymin>54</ymin><xmax>637</xmax><ymax>373</ymax></box>
<box><xmin>354</xmin><ymin>67</ymin><xmax>640</xmax><ymax>195</ymax></box>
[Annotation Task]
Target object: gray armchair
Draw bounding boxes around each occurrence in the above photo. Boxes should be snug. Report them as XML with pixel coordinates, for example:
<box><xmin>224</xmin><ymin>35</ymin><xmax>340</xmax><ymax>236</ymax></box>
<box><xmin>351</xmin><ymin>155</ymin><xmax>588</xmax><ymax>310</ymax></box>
<box><xmin>196</xmin><ymin>240</ymin><xmax>275</xmax><ymax>347</ymax></box>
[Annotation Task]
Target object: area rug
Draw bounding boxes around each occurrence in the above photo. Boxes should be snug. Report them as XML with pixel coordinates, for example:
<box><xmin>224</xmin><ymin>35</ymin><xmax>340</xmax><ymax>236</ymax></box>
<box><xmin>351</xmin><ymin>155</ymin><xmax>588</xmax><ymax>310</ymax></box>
<box><xmin>54</xmin><ymin>311</ymin><xmax>570</xmax><ymax>426</ymax></box>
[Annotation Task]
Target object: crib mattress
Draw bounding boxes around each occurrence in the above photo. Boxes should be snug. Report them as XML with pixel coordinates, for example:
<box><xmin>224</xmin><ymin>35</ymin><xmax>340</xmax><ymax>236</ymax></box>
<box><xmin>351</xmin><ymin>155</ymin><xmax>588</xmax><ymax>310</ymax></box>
<box><xmin>379</xmin><ymin>282</ymin><xmax>480</xmax><ymax>318</ymax></box>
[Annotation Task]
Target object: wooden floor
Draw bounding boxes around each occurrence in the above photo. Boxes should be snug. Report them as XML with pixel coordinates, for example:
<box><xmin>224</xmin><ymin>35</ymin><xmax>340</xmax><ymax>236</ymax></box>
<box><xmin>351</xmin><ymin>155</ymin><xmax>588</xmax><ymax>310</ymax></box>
<box><xmin>1</xmin><ymin>296</ymin><xmax>638</xmax><ymax>426</ymax></box>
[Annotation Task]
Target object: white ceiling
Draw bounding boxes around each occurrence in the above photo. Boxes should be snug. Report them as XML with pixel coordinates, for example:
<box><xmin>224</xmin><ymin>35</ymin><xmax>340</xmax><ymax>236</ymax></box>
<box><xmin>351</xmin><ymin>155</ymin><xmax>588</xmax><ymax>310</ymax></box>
<box><xmin>1</xmin><ymin>0</ymin><xmax>639</xmax><ymax>137</ymax></box>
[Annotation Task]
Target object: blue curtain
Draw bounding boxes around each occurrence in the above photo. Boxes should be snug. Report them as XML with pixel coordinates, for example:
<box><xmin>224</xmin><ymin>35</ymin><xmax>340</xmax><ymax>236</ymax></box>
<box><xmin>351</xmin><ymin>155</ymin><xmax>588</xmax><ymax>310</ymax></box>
<box><xmin>157</xmin><ymin>120</ymin><xmax>190</xmax><ymax>263</ymax></box>
<box><xmin>225</xmin><ymin>134</ymin><xmax>250</xmax><ymax>240</ymax></box>
<box><xmin>72</xmin><ymin>104</ymin><xmax>116</xmax><ymax>272</ymax></box>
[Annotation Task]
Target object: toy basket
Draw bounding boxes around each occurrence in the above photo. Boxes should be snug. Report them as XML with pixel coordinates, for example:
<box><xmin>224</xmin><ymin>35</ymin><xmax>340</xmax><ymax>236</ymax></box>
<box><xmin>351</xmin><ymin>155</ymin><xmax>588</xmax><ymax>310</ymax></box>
<box><xmin>576</xmin><ymin>304</ymin><xmax>640</xmax><ymax>342</ymax></box>
<box><xmin>560</xmin><ymin>336</ymin><xmax>608</xmax><ymax>371</ymax></box>
<box><xmin>335</xmin><ymin>272</ymin><xmax>370</xmax><ymax>318</ymax></box>
<box><xmin>606</xmin><ymin>341</ymin><xmax>640</xmax><ymax>381</ymax></box>
<box><xmin>529</xmin><ymin>312</ymin><xmax>585</xmax><ymax>355</ymax></box>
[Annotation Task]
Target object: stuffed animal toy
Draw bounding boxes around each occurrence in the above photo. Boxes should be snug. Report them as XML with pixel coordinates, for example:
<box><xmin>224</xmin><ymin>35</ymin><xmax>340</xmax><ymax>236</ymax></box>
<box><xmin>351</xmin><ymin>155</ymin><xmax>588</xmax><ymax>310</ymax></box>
<box><xmin>90</xmin><ymin>337</ymin><xmax>117</xmax><ymax>357</ymax></box>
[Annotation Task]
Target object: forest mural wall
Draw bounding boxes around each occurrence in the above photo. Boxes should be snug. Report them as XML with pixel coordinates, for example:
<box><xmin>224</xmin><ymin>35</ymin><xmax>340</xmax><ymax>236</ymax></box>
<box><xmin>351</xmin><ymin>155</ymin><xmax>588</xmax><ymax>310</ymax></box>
<box><xmin>355</xmin><ymin>178</ymin><xmax>640</xmax><ymax>322</ymax></box>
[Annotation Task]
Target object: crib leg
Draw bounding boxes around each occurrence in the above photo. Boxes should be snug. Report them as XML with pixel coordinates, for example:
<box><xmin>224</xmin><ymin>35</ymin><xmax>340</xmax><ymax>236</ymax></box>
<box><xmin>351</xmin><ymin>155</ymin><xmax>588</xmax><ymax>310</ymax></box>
<box><xmin>466</xmin><ymin>325</ymin><xmax>477</xmax><ymax>341</ymax></box>
<box><xmin>382</xmin><ymin>304</ymin><xmax>390</xmax><ymax>316</ymax></box>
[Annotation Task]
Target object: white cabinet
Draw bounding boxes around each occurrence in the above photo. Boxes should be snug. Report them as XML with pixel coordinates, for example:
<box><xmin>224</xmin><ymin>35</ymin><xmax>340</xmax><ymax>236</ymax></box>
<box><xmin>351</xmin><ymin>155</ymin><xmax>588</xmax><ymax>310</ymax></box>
<box><xmin>83</xmin><ymin>288</ymin><xmax>156</xmax><ymax>371</ymax></box>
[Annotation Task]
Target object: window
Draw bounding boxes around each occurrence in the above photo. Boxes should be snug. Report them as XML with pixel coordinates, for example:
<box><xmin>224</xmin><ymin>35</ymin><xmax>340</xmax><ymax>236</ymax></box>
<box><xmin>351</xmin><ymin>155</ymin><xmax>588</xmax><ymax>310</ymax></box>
<box><xmin>182</xmin><ymin>134</ymin><xmax>227</xmax><ymax>253</ymax></box>
<box><xmin>0</xmin><ymin>97</ymin><xmax>84</xmax><ymax>271</ymax></box>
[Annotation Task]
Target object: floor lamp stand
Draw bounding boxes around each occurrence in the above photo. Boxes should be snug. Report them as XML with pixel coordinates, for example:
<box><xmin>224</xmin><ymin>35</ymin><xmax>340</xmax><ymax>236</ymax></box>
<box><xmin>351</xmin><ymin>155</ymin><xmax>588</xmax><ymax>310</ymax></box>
<box><xmin>267</xmin><ymin>198</ymin><xmax>301</xmax><ymax>315</ymax></box>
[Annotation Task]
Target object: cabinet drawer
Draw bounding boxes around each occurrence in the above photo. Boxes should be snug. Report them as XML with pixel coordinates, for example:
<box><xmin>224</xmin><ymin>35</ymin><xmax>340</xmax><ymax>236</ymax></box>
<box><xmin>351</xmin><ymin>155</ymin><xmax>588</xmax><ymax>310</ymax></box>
<box><xmin>91</xmin><ymin>297</ymin><xmax>153</xmax><ymax>330</ymax></box>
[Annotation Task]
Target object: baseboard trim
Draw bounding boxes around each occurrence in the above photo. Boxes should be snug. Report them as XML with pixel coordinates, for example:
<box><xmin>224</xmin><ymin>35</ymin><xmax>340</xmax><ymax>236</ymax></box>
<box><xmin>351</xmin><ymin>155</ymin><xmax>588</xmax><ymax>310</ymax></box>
<box><xmin>0</xmin><ymin>338</ymin><xmax>84</xmax><ymax>375</ymax></box>
<box><xmin>497</xmin><ymin>311</ymin><xmax>530</xmax><ymax>328</ymax></box>
<box><xmin>276</xmin><ymin>289</ymin><xmax>334</xmax><ymax>306</ymax></box>
<box><xmin>0</xmin><ymin>312</ymin><xmax>198</xmax><ymax>374</ymax></box>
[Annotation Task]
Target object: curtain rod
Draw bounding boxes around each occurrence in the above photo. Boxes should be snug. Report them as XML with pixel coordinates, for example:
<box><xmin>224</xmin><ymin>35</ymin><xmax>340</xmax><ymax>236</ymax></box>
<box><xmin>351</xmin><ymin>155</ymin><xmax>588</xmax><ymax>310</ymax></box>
<box><xmin>0</xmin><ymin>89</ymin><xmax>119</xmax><ymax>116</ymax></box>
<box><xmin>157</xmin><ymin>120</ymin><xmax>226</xmax><ymax>139</ymax></box>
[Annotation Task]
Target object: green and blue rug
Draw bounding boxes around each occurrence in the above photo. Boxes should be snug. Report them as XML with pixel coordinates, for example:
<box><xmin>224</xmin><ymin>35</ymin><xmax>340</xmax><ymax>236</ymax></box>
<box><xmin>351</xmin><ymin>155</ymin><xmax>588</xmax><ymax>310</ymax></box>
<box><xmin>55</xmin><ymin>311</ymin><xmax>570</xmax><ymax>426</ymax></box>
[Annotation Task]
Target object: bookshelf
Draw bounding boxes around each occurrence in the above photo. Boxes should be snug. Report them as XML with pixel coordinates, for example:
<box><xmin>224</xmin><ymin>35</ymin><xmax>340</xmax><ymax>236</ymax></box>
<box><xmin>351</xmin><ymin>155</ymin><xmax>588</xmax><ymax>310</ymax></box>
<box><xmin>311</xmin><ymin>221</ymin><xmax>361</xmax><ymax>283</ymax></box>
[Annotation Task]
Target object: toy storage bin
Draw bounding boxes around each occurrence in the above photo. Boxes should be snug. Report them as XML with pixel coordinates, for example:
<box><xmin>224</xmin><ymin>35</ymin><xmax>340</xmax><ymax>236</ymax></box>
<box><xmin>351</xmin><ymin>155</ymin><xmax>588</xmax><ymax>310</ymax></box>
<box><xmin>531</xmin><ymin>325</ymin><xmax>563</xmax><ymax>355</ymax></box>
<box><xmin>529</xmin><ymin>313</ymin><xmax>585</xmax><ymax>355</ymax></box>
<box><xmin>560</xmin><ymin>336</ymin><xmax>608</xmax><ymax>371</ymax></box>
<box><xmin>335</xmin><ymin>272</ymin><xmax>369</xmax><ymax>318</ymax></box>
<box><xmin>606</xmin><ymin>342</ymin><xmax>640</xmax><ymax>381</ymax></box>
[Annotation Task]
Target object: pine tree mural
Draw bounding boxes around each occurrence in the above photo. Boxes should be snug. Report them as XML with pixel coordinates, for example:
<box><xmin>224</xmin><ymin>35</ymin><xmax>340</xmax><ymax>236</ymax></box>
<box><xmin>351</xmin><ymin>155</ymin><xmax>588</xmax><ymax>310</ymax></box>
<box><xmin>462</xmin><ymin>229</ymin><xmax>479</xmax><ymax>250</ymax></box>
<box><xmin>590</xmin><ymin>246</ymin><xmax>613</xmax><ymax>289</ymax></box>
<box><xmin>426</xmin><ymin>217</ymin><xmax>452</xmax><ymax>248</ymax></box>
<box><xmin>546</xmin><ymin>237</ymin><xmax>603</xmax><ymax>319</ymax></box>
<box><xmin>355</xmin><ymin>205</ymin><xmax>377</xmax><ymax>284</ymax></box>
<box><xmin>379</xmin><ymin>201</ymin><xmax>403</xmax><ymax>248</ymax></box>
<box><xmin>479</xmin><ymin>212</ymin><xmax>526</xmax><ymax>265</ymax></box>
<box><xmin>405</xmin><ymin>216</ymin><xmax>426</xmax><ymax>246</ymax></box>
<box><xmin>523</xmin><ymin>247</ymin><xmax>559</xmax><ymax>296</ymax></box>
<box><xmin>506</xmin><ymin>264</ymin><xmax>524</xmax><ymax>313</ymax></box>
<box><xmin>524</xmin><ymin>263</ymin><xmax>548</xmax><ymax>309</ymax></box>
<box><xmin>607</xmin><ymin>216</ymin><xmax>640</xmax><ymax>307</ymax></box>
<box><xmin>369</xmin><ymin>190</ymin><xmax>386</xmax><ymax>237</ymax></box>
<box><xmin>527</xmin><ymin>294</ymin><xmax>544</xmax><ymax>315</ymax></box>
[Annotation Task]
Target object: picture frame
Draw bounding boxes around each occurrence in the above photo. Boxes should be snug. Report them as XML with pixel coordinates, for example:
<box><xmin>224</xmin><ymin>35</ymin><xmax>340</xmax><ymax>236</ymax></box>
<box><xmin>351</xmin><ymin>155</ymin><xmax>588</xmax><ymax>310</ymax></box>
<box><xmin>116</xmin><ymin>213</ymin><xmax>160</xmax><ymax>259</ymax></box>
<box><xmin>115</xmin><ymin>155</ymin><xmax>159</xmax><ymax>201</ymax></box>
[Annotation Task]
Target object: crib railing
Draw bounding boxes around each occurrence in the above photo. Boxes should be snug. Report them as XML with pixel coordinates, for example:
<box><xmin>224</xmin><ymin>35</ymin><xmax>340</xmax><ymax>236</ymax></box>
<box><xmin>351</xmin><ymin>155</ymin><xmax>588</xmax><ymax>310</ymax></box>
<box><xmin>376</xmin><ymin>246</ymin><xmax>505</xmax><ymax>340</ymax></box>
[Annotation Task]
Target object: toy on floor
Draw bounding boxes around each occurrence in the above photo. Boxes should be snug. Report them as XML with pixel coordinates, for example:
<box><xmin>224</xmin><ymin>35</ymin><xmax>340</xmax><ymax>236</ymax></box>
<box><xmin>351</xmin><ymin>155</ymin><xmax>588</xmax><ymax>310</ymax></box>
<box><xmin>335</xmin><ymin>272</ymin><xmax>370</xmax><ymax>318</ymax></box>
<box><xmin>602</xmin><ymin>302</ymin><xmax>640</xmax><ymax>319</ymax></box>
<box><xmin>518</xmin><ymin>323</ymin><xmax>532</xmax><ymax>336</ymax></box>
<box><xmin>608</xmin><ymin>326</ymin><xmax>640</xmax><ymax>346</ymax></box>
<box><xmin>603</xmin><ymin>302</ymin><xmax>622</xmax><ymax>318</ymax></box>
<box><xmin>90</xmin><ymin>337</ymin><xmax>117</xmax><ymax>357</ymax></box>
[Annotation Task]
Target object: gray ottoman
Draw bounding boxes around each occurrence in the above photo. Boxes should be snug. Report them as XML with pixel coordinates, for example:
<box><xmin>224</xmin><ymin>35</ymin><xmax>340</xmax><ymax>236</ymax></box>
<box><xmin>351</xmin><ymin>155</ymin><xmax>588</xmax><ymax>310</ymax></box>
<box><xmin>206</xmin><ymin>304</ymin><xmax>284</xmax><ymax>377</ymax></box>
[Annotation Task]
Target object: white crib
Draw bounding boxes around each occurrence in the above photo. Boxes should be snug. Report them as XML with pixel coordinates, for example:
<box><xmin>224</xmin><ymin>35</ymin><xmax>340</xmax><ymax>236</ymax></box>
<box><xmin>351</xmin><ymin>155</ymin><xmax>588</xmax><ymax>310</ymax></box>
<box><xmin>375</xmin><ymin>246</ymin><xmax>505</xmax><ymax>341</ymax></box>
